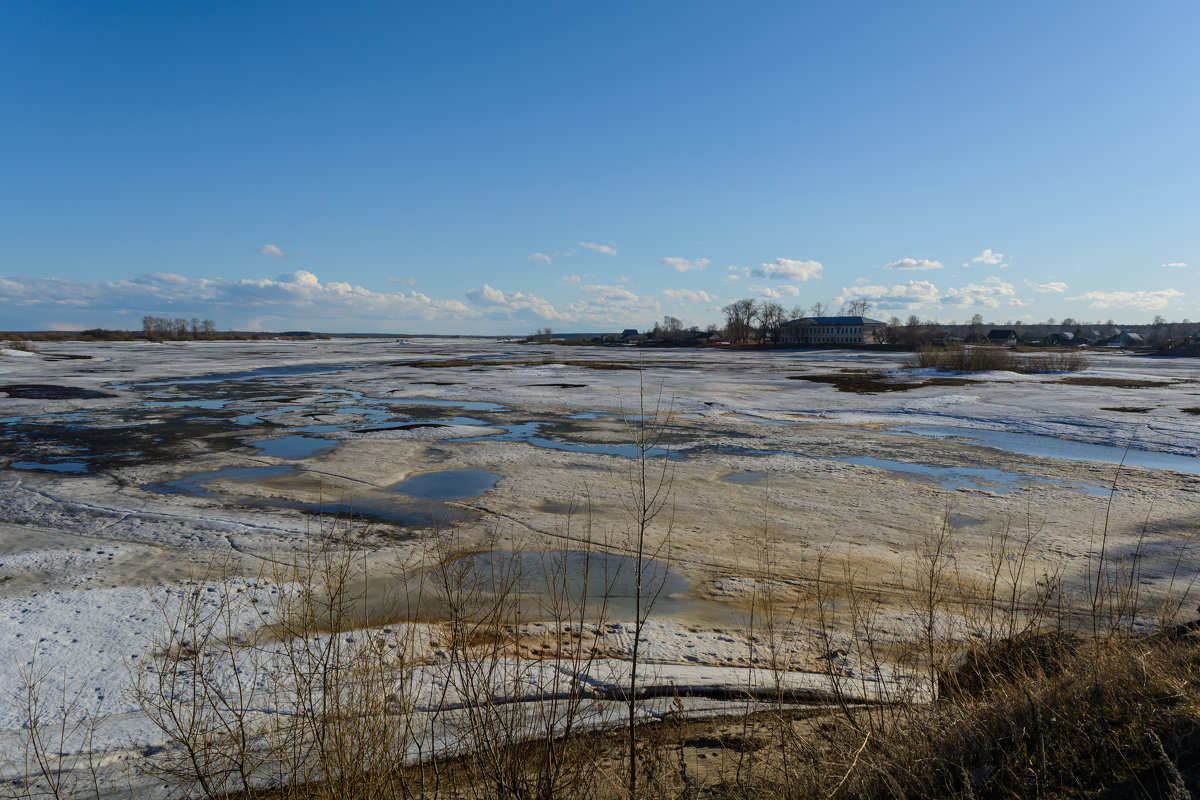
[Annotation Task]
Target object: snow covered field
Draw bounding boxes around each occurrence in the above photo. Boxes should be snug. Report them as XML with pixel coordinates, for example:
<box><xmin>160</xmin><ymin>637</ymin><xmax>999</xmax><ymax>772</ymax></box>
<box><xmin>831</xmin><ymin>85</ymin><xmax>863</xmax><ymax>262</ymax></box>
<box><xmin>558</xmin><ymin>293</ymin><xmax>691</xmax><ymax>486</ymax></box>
<box><xmin>1</xmin><ymin>337</ymin><xmax>1198</xmax><ymax>791</ymax></box>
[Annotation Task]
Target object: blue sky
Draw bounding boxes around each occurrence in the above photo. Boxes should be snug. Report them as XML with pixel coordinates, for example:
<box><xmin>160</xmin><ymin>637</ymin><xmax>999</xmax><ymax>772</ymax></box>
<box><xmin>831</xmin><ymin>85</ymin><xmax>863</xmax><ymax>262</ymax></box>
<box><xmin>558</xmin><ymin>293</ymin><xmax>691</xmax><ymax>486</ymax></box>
<box><xmin>2</xmin><ymin>1</ymin><xmax>1197</xmax><ymax>333</ymax></box>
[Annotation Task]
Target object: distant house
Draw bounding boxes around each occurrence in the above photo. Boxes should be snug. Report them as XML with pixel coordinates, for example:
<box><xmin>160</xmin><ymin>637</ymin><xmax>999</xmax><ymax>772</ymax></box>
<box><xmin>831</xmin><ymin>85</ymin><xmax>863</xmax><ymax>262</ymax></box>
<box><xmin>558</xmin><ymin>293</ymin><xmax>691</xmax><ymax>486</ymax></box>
<box><xmin>1043</xmin><ymin>331</ymin><xmax>1084</xmax><ymax>347</ymax></box>
<box><xmin>1099</xmin><ymin>331</ymin><xmax>1145</xmax><ymax>348</ymax></box>
<box><xmin>779</xmin><ymin>316</ymin><xmax>887</xmax><ymax>345</ymax></box>
<box><xmin>985</xmin><ymin>329</ymin><xmax>1018</xmax><ymax>346</ymax></box>
<box><xmin>619</xmin><ymin>328</ymin><xmax>641</xmax><ymax>343</ymax></box>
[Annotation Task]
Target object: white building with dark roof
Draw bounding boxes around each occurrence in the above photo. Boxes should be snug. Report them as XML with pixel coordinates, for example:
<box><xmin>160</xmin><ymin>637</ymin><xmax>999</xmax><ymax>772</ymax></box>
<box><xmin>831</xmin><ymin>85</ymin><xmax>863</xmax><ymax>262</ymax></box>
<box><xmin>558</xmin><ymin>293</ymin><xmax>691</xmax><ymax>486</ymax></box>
<box><xmin>779</xmin><ymin>316</ymin><xmax>887</xmax><ymax>345</ymax></box>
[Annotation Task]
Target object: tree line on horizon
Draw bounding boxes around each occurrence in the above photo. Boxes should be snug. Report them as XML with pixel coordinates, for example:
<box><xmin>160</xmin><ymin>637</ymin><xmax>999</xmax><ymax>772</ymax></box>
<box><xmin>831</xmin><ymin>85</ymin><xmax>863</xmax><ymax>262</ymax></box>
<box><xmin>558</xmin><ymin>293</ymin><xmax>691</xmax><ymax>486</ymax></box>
<box><xmin>621</xmin><ymin>299</ymin><xmax>1197</xmax><ymax>348</ymax></box>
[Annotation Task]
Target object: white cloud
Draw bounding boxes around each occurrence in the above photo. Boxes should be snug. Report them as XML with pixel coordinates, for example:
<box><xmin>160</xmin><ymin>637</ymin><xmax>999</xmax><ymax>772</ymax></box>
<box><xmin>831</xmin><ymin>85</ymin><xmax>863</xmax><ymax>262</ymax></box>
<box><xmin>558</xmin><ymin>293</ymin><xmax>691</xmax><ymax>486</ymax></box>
<box><xmin>724</xmin><ymin>265</ymin><xmax>749</xmax><ymax>282</ymax></box>
<box><xmin>1163</xmin><ymin>262</ymin><xmax>1188</xmax><ymax>268</ymax></box>
<box><xmin>388</xmin><ymin>276</ymin><xmax>417</xmax><ymax>286</ymax></box>
<box><xmin>578</xmin><ymin>241</ymin><xmax>617</xmax><ymax>255</ymax></box>
<box><xmin>967</xmin><ymin>249</ymin><xmax>1007</xmax><ymax>267</ymax></box>
<box><xmin>580</xmin><ymin>283</ymin><xmax>639</xmax><ymax>303</ymax></box>
<box><xmin>561</xmin><ymin>274</ymin><xmax>582</xmax><ymax>285</ymax></box>
<box><xmin>466</xmin><ymin>283</ymin><xmax>562</xmax><ymax>319</ymax></box>
<box><xmin>528</xmin><ymin>252</ymin><xmax>553</xmax><ymax>264</ymax></box>
<box><xmin>884</xmin><ymin>257</ymin><xmax>944</xmax><ymax>271</ymax></box>
<box><xmin>661</xmin><ymin>256</ymin><xmax>709</xmax><ymax>272</ymax></box>
<box><xmin>1066</xmin><ymin>289</ymin><xmax>1185</xmax><ymax>311</ymax></box>
<box><xmin>258</xmin><ymin>244</ymin><xmax>286</xmax><ymax>259</ymax></box>
<box><xmin>944</xmin><ymin>276</ymin><xmax>1017</xmax><ymax>308</ymax></box>
<box><xmin>836</xmin><ymin>280</ymin><xmax>940</xmax><ymax>310</ymax></box>
<box><xmin>555</xmin><ymin>283</ymin><xmax>661</xmax><ymax>325</ymax></box>
<box><xmin>1024</xmin><ymin>279</ymin><xmax>1067</xmax><ymax>293</ymax></box>
<box><xmin>662</xmin><ymin>288</ymin><xmax>716</xmax><ymax>304</ymax></box>
<box><xmin>751</xmin><ymin>258</ymin><xmax>822</xmax><ymax>282</ymax></box>
<box><xmin>748</xmin><ymin>283</ymin><xmax>802</xmax><ymax>299</ymax></box>
<box><xmin>0</xmin><ymin>271</ymin><xmax>474</xmax><ymax>326</ymax></box>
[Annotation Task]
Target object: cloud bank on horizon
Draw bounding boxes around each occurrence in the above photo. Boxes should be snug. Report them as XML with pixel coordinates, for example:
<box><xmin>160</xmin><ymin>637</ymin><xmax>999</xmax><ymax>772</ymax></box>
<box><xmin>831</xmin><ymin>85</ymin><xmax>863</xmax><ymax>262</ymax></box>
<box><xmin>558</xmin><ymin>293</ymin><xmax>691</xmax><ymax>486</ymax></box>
<box><xmin>0</xmin><ymin>255</ymin><xmax>1191</xmax><ymax>333</ymax></box>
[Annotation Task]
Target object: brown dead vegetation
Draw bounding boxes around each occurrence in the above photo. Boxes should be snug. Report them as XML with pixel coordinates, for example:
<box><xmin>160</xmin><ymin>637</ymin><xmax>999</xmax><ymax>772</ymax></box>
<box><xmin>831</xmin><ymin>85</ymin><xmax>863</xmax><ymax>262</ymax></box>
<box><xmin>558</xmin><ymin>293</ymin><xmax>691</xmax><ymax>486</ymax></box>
<box><xmin>1060</xmin><ymin>376</ymin><xmax>1174</xmax><ymax>389</ymax></box>
<box><xmin>788</xmin><ymin>372</ymin><xmax>974</xmax><ymax>394</ymax></box>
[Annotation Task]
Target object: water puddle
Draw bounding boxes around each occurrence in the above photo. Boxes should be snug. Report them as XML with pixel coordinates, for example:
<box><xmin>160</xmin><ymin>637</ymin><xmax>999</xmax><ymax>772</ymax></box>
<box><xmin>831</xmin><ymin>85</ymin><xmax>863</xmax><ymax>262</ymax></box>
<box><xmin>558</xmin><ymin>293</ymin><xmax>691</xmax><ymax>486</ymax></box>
<box><xmin>11</xmin><ymin>460</ymin><xmax>89</xmax><ymax>474</ymax></box>
<box><xmin>720</xmin><ymin>471</ymin><xmax>768</xmax><ymax>485</ymax></box>
<box><xmin>143</xmin><ymin>399</ymin><xmax>231</xmax><ymax>410</ymax></box>
<box><xmin>838</xmin><ymin>456</ymin><xmax>1081</xmax><ymax>495</ymax></box>
<box><xmin>467</xmin><ymin>421</ymin><xmax>683</xmax><ymax>460</ymax></box>
<box><xmin>709</xmin><ymin>451</ymin><xmax>1106</xmax><ymax>495</ymax></box>
<box><xmin>391</xmin><ymin>469</ymin><xmax>502</xmax><ymax>501</ymax></box>
<box><xmin>252</xmin><ymin>435</ymin><xmax>340</xmax><ymax>459</ymax></box>
<box><xmin>393</xmin><ymin>397</ymin><xmax>510</xmax><ymax>413</ymax></box>
<box><xmin>569</xmin><ymin>410</ymin><xmax>611</xmax><ymax>420</ymax></box>
<box><xmin>139</xmin><ymin>362</ymin><xmax>357</xmax><ymax>386</ymax></box>
<box><xmin>145</xmin><ymin>465</ymin><xmax>296</xmax><ymax>498</ymax></box>
<box><xmin>419</xmin><ymin>550</ymin><xmax>699</xmax><ymax>622</ymax></box>
<box><xmin>142</xmin><ymin>465</ymin><xmax>498</xmax><ymax>528</ymax></box>
<box><xmin>893</xmin><ymin>426</ymin><xmax>1200</xmax><ymax>475</ymax></box>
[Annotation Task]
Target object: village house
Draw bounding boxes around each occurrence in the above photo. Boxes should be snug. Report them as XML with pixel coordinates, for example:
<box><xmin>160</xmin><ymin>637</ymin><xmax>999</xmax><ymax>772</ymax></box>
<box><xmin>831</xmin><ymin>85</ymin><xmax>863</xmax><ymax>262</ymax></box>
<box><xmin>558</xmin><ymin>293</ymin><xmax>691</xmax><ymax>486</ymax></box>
<box><xmin>778</xmin><ymin>316</ymin><xmax>887</xmax><ymax>345</ymax></box>
<box><xmin>985</xmin><ymin>328</ymin><xmax>1019</xmax><ymax>346</ymax></box>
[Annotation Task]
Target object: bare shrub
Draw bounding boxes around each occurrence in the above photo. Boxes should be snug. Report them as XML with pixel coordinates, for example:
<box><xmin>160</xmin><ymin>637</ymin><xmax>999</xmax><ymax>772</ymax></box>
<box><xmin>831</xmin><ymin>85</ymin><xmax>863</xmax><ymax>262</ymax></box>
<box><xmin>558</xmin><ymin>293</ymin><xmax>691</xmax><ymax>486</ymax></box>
<box><xmin>1</xmin><ymin>658</ymin><xmax>105</xmax><ymax>800</ymax></box>
<box><xmin>906</xmin><ymin>345</ymin><xmax>1013</xmax><ymax>372</ymax></box>
<box><xmin>907</xmin><ymin>344</ymin><xmax>1084</xmax><ymax>373</ymax></box>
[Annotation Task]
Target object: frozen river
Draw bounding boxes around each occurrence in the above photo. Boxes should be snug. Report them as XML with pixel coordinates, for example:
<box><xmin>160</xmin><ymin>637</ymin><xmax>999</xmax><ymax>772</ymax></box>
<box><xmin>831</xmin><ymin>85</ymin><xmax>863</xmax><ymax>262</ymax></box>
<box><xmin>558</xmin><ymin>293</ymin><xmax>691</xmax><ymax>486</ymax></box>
<box><xmin>1</xmin><ymin>337</ymin><xmax>1198</xmax><ymax>786</ymax></box>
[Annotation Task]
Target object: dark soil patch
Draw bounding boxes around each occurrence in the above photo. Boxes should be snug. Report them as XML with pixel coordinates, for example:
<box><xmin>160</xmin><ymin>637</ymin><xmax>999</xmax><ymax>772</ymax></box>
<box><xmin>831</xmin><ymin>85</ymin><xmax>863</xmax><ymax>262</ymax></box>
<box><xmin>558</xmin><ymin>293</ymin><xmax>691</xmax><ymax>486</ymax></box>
<box><xmin>0</xmin><ymin>383</ymin><xmax>116</xmax><ymax>399</ymax></box>
<box><xmin>789</xmin><ymin>374</ymin><xmax>918</xmax><ymax>393</ymax></box>
<box><xmin>42</xmin><ymin>353</ymin><xmax>94</xmax><ymax>360</ymax></box>
<box><xmin>361</xmin><ymin>423</ymin><xmax>448</xmax><ymax>431</ymax></box>
<box><xmin>556</xmin><ymin>360</ymin><xmax>642</xmax><ymax>370</ymax></box>
<box><xmin>1102</xmin><ymin>407</ymin><xmax>1153</xmax><ymax>413</ymax></box>
<box><xmin>679</xmin><ymin>733</ymin><xmax>767</xmax><ymax>753</ymax></box>
<box><xmin>527</xmin><ymin>383</ymin><xmax>588</xmax><ymax>389</ymax></box>
<box><xmin>788</xmin><ymin>373</ymin><xmax>972</xmax><ymax>394</ymax></box>
<box><xmin>397</xmin><ymin>359</ymin><xmax>510</xmax><ymax>368</ymax></box>
<box><xmin>1181</xmin><ymin>407</ymin><xmax>1200</xmax><ymax>415</ymax></box>
<box><xmin>1059</xmin><ymin>376</ymin><xmax>1169</xmax><ymax>389</ymax></box>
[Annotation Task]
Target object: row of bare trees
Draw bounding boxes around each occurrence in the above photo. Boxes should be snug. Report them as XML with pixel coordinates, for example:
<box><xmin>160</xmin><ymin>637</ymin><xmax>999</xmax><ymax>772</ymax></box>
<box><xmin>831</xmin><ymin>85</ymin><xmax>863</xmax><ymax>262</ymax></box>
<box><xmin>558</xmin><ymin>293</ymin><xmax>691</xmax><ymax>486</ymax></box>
<box><xmin>141</xmin><ymin>316</ymin><xmax>217</xmax><ymax>340</ymax></box>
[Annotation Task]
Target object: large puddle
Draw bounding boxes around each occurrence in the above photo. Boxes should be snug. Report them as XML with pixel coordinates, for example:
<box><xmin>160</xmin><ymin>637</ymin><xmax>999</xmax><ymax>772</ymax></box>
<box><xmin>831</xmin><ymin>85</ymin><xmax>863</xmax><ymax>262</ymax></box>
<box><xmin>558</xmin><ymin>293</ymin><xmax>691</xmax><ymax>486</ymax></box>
<box><xmin>410</xmin><ymin>549</ymin><xmax>702</xmax><ymax>623</ymax></box>
<box><xmin>251</xmin><ymin>435</ymin><xmax>340</xmax><ymax>459</ymax></box>
<box><xmin>391</xmin><ymin>469</ymin><xmax>502</xmax><ymax>501</ymax></box>
<box><xmin>894</xmin><ymin>426</ymin><xmax>1200</xmax><ymax>475</ymax></box>
<box><xmin>837</xmin><ymin>456</ymin><xmax>1107</xmax><ymax>495</ymax></box>
<box><xmin>144</xmin><ymin>466</ymin><xmax>501</xmax><ymax>529</ymax></box>
<box><xmin>145</xmin><ymin>465</ymin><xmax>296</xmax><ymax>498</ymax></box>
<box><xmin>467</xmin><ymin>421</ymin><xmax>683</xmax><ymax>460</ymax></box>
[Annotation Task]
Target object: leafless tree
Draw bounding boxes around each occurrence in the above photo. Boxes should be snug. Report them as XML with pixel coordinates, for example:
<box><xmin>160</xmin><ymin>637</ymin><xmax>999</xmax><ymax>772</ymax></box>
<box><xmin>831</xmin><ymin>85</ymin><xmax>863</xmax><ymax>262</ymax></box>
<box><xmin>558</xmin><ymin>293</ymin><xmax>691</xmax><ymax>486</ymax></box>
<box><xmin>757</xmin><ymin>301</ymin><xmax>788</xmax><ymax>344</ymax></box>
<box><xmin>722</xmin><ymin>299</ymin><xmax>759</xmax><ymax>345</ymax></box>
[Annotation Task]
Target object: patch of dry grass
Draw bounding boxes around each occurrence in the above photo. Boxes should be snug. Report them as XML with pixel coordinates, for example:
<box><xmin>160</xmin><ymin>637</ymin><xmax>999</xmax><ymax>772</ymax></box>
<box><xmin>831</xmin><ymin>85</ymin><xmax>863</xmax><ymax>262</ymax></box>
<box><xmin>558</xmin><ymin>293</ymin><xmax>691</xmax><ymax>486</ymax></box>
<box><xmin>789</xmin><ymin>372</ymin><xmax>974</xmax><ymax>393</ymax></box>
<box><xmin>1060</xmin><ymin>376</ymin><xmax>1168</xmax><ymax>389</ymax></box>
<box><xmin>907</xmin><ymin>345</ymin><xmax>1086</xmax><ymax>374</ymax></box>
